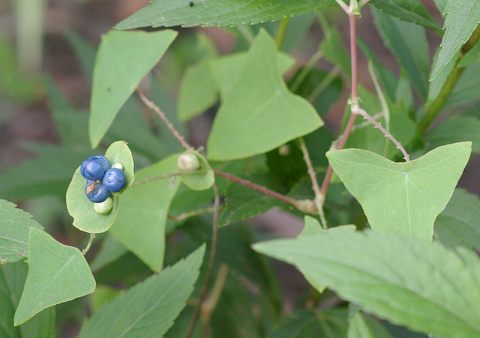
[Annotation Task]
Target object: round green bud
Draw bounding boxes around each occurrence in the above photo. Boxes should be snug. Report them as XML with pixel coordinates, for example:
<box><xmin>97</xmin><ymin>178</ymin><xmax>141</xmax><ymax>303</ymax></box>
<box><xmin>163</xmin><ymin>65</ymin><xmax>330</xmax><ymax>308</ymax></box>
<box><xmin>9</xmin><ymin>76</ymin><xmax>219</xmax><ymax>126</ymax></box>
<box><xmin>94</xmin><ymin>197</ymin><xmax>113</xmax><ymax>215</ymax></box>
<box><xmin>177</xmin><ymin>153</ymin><xmax>201</xmax><ymax>173</ymax></box>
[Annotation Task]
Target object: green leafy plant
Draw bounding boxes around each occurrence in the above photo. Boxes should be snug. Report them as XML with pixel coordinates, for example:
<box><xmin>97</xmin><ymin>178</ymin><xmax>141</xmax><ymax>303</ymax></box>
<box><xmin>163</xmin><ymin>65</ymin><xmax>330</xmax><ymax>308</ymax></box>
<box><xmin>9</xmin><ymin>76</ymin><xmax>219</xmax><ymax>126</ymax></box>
<box><xmin>1</xmin><ymin>0</ymin><xmax>480</xmax><ymax>337</ymax></box>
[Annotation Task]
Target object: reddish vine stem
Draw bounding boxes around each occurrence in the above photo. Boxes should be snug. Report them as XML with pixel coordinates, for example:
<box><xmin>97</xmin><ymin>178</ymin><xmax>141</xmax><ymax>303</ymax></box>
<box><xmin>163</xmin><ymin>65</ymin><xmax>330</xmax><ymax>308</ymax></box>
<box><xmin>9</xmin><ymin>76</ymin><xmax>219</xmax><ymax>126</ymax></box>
<box><xmin>184</xmin><ymin>184</ymin><xmax>221</xmax><ymax>338</ymax></box>
<box><xmin>137</xmin><ymin>89</ymin><xmax>194</xmax><ymax>151</ymax></box>
<box><xmin>319</xmin><ymin>8</ymin><xmax>359</xmax><ymax>200</ymax></box>
<box><xmin>214</xmin><ymin>169</ymin><xmax>314</xmax><ymax>213</ymax></box>
<box><xmin>136</xmin><ymin>89</ymin><xmax>308</xmax><ymax>212</ymax></box>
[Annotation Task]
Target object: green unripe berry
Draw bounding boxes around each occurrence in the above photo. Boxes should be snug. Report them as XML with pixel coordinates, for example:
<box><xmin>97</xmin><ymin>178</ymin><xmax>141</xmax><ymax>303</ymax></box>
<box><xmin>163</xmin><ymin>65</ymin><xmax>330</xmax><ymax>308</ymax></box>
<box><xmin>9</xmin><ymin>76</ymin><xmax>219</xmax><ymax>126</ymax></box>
<box><xmin>278</xmin><ymin>144</ymin><xmax>290</xmax><ymax>156</ymax></box>
<box><xmin>94</xmin><ymin>197</ymin><xmax>113</xmax><ymax>215</ymax></box>
<box><xmin>177</xmin><ymin>153</ymin><xmax>201</xmax><ymax>173</ymax></box>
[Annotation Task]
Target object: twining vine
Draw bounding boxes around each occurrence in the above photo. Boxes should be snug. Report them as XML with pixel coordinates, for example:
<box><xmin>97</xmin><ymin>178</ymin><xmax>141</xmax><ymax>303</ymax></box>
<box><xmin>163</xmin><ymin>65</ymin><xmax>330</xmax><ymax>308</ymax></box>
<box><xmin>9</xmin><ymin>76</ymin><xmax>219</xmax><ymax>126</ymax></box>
<box><xmin>132</xmin><ymin>1</ymin><xmax>473</xmax><ymax>334</ymax></box>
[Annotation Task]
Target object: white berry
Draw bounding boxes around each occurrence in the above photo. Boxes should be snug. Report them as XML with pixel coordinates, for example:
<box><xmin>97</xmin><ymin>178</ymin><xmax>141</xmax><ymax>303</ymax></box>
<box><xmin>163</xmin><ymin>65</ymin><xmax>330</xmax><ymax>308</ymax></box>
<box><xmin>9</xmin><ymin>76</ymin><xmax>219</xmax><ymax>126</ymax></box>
<box><xmin>94</xmin><ymin>197</ymin><xmax>113</xmax><ymax>215</ymax></box>
<box><xmin>111</xmin><ymin>162</ymin><xmax>124</xmax><ymax>170</ymax></box>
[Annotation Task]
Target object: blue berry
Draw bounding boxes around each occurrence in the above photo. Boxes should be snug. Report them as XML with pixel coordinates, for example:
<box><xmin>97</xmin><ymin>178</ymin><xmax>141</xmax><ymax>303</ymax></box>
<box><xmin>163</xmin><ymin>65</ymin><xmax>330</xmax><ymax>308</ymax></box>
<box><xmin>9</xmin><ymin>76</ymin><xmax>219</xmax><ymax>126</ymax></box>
<box><xmin>102</xmin><ymin>168</ymin><xmax>126</xmax><ymax>192</ymax></box>
<box><xmin>85</xmin><ymin>180</ymin><xmax>110</xmax><ymax>203</ymax></box>
<box><xmin>80</xmin><ymin>155</ymin><xmax>111</xmax><ymax>181</ymax></box>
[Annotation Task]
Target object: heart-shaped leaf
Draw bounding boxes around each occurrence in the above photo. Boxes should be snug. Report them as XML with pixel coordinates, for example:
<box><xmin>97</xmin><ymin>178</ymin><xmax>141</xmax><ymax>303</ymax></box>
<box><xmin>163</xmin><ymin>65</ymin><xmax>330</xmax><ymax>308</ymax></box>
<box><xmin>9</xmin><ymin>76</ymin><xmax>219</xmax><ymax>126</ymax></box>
<box><xmin>327</xmin><ymin>142</ymin><xmax>471</xmax><ymax>240</ymax></box>
<box><xmin>110</xmin><ymin>155</ymin><xmax>180</xmax><ymax>272</ymax></box>
<box><xmin>207</xmin><ymin>30</ymin><xmax>323</xmax><ymax>161</ymax></box>
<box><xmin>66</xmin><ymin>141</ymin><xmax>134</xmax><ymax>234</ymax></box>
<box><xmin>14</xmin><ymin>228</ymin><xmax>96</xmax><ymax>325</ymax></box>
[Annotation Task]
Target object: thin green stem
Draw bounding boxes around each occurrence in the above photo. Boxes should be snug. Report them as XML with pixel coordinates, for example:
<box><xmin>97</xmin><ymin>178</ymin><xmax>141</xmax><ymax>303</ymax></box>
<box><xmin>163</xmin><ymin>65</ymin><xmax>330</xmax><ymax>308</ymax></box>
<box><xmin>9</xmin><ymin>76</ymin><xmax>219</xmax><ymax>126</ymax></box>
<box><xmin>308</xmin><ymin>66</ymin><xmax>341</xmax><ymax>102</ymax></box>
<box><xmin>290</xmin><ymin>49</ymin><xmax>324</xmax><ymax>93</ymax></box>
<box><xmin>275</xmin><ymin>17</ymin><xmax>290</xmax><ymax>49</ymax></box>
<box><xmin>415</xmin><ymin>25</ymin><xmax>480</xmax><ymax>140</ymax></box>
<box><xmin>200</xmin><ymin>264</ymin><xmax>229</xmax><ymax>333</ymax></box>
<box><xmin>416</xmin><ymin>65</ymin><xmax>464</xmax><ymax>137</ymax></box>
<box><xmin>236</xmin><ymin>25</ymin><xmax>255</xmax><ymax>45</ymax></box>
<box><xmin>16</xmin><ymin>0</ymin><xmax>45</xmax><ymax>74</ymax></box>
<box><xmin>184</xmin><ymin>184</ymin><xmax>221</xmax><ymax>338</ymax></box>
<box><xmin>82</xmin><ymin>234</ymin><xmax>96</xmax><ymax>255</ymax></box>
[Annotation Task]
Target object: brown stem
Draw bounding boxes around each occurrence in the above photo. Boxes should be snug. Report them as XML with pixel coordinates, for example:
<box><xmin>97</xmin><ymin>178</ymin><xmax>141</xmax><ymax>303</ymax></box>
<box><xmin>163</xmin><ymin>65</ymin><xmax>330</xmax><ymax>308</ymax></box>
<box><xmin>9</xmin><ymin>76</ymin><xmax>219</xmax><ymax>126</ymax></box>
<box><xmin>184</xmin><ymin>185</ymin><xmax>221</xmax><ymax>338</ymax></box>
<box><xmin>214</xmin><ymin>169</ymin><xmax>314</xmax><ymax>213</ymax></box>
<box><xmin>352</xmin><ymin>106</ymin><xmax>410</xmax><ymax>161</ymax></box>
<box><xmin>299</xmin><ymin>138</ymin><xmax>327</xmax><ymax>227</ymax></box>
<box><xmin>200</xmin><ymin>264</ymin><xmax>229</xmax><ymax>333</ymax></box>
<box><xmin>137</xmin><ymin>89</ymin><xmax>193</xmax><ymax>151</ymax></box>
<box><xmin>319</xmin><ymin>9</ymin><xmax>359</xmax><ymax>200</ymax></box>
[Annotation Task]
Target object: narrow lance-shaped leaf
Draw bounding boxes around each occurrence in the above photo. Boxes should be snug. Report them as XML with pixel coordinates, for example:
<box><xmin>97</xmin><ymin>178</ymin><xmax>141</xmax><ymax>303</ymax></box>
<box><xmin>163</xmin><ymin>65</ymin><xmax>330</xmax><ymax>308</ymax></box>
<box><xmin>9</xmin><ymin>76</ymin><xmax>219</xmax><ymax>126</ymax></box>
<box><xmin>0</xmin><ymin>144</ymin><xmax>92</xmax><ymax>200</ymax></box>
<box><xmin>207</xmin><ymin>30</ymin><xmax>323</xmax><ymax>161</ymax></box>
<box><xmin>254</xmin><ymin>230</ymin><xmax>480</xmax><ymax>338</ymax></box>
<box><xmin>116</xmin><ymin>0</ymin><xmax>335</xmax><ymax>30</ymax></box>
<box><xmin>0</xmin><ymin>200</ymin><xmax>43</xmax><ymax>264</ymax></box>
<box><xmin>369</xmin><ymin>0</ymin><xmax>441</xmax><ymax>31</ymax></box>
<box><xmin>426</xmin><ymin>116</ymin><xmax>480</xmax><ymax>154</ymax></box>
<box><xmin>78</xmin><ymin>245</ymin><xmax>205</xmax><ymax>338</ymax></box>
<box><xmin>327</xmin><ymin>142</ymin><xmax>471</xmax><ymax>240</ymax></box>
<box><xmin>431</xmin><ymin>0</ymin><xmax>480</xmax><ymax>79</ymax></box>
<box><xmin>219</xmin><ymin>172</ymin><xmax>284</xmax><ymax>227</ymax></box>
<box><xmin>89</xmin><ymin>30</ymin><xmax>177</xmax><ymax>147</ymax></box>
<box><xmin>64</xmin><ymin>31</ymin><xmax>96</xmax><ymax>82</ymax></box>
<box><xmin>372</xmin><ymin>8</ymin><xmax>429</xmax><ymax>99</ymax></box>
<box><xmin>14</xmin><ymin>228</ymin><xmax>96</xmax><ymax>326</ymax></box>
<box><xmin>348</xmin><ymin>310</ymin><xmax>393</xmax><ymax>338</ymax></box>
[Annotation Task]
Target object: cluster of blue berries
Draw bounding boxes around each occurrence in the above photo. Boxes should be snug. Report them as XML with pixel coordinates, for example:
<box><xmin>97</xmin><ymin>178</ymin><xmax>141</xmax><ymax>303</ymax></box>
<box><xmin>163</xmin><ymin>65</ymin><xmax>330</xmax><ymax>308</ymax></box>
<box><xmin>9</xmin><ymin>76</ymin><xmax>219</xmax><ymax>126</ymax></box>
<box><xmin>80</xmin><ymin>155</ymin><xmax>126</xmax><ymax>204</ymax></box>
